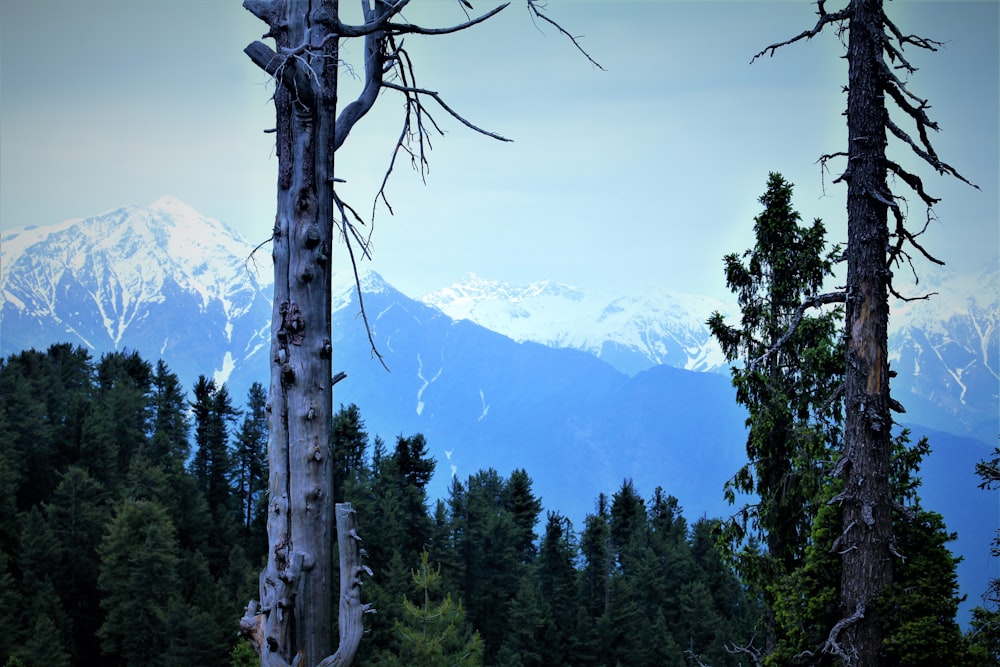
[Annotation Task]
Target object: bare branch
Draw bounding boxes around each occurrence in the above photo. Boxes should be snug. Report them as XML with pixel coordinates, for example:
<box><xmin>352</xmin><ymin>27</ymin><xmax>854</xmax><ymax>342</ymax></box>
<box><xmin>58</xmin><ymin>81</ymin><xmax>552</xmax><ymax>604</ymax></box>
<box><xmin>333</xmin><ymin>190</ymin><xmax>389</xmax><ymax>371</ymax></box>
<box><xmin>751</xmin><ymin>4</ymin><xmax>852</xmax><ymax>63</ymax></box>
<box><xmin>882</xmin><ymin>11</ymin><xmax>946</xmax><ymax>62</ymax></box>
<box><xmin>322</xmin><ymin>1</ymin><xmax>508</xmax><ymax>38</ymax></box>
<box><xmin>334</xmin><ymin>2</ymin><xmax>390</xmax><ymax>150</ymax></box>
<box><xmin>726</xmin><ymin>638</ymin><xmax>764</xmax><ymax>667</ymax></box>
<box><xmin>823</xmin><ymin>603</ymin><xmax>865</xmax><ymax>663</ymax></box>
<box><xmin>389</xmin><ymin>3</ymin><xmax>510</xmax><ymax>36</ymax></box>
<box><xmin>526</xmin><ymin>0</ymin><xmax>605</xmax><ymax>70</ymax></box>
<box><xmin>382</xmin><ymin>81</ymin><xmax>513</xmax><ymax>142</ymax></box>
<box><xmin>313</xmin><ymin>0</ymin><xmax>410</xmax><ymax>37</ymax></box>
<box><xmin>749</xmin><ymin>291</ymin><xmax>847</xmax><ymax>368</ymax></box>
<box><xmin>885</xmin><ymin>117</ymin><xmax>977</xmax><ymax>189</ymax></box>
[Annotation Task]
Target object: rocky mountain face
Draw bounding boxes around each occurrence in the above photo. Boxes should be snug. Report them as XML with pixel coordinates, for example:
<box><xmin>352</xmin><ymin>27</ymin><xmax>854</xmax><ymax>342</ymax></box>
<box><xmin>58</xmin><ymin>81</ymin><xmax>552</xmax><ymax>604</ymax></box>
<box><xmin>888</xmin><ymin>265</ymin><xmax>999</xmax><ymax>443</ymax></box>
<box><xmin>424</xmin><ymin>270</ymin><xmax>999</xmax><ymax>444</ymax></box>
<box><xmin>1</xmin><ymin>196</ymin><xmax>273</xmax><ymax>394</ymax></box>
<box><xmin>423</xmin><ymin>274</ymin><xmax>733</xmax><ymax>376</ymax></box>
<box><xmin>1</xmin><ymin>198</ymin><xmax>996</xmax><ymax>620</ymax></box>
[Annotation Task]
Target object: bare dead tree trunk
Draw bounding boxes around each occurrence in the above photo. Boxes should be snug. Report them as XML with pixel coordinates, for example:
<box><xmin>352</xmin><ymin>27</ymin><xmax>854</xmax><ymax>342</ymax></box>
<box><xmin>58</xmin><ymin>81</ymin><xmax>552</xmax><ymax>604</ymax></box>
<box><xmin>239</xmin><ymin>1</ymin><xmax>367</xmax><ymax>665</ymax></box>
<box><xmin>837</xmin><ymin>1</ymin><xmax>893</xmax><ymax>662</ymax></box>
<box><xmin>752</xmin><ymin>1</ymin><xmax>977</xmax><ymax>664</ymax></box>
<box><xmin>238</xmin><ymin>1</ymin><xmax>598</xmax><ymax>664</ymax></box>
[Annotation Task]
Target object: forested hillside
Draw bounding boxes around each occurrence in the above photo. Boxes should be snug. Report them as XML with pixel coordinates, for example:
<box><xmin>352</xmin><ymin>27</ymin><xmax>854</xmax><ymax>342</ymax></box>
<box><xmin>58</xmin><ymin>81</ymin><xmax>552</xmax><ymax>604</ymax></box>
<box><xmin>0</xmin><ymin>344</ymin><xmax>760</xmax><ymax>666</ymax></box>
<box><xmin>1</xmin><ymin>344</ymin><xmax>995</xmax><ymax>666</ymax></box>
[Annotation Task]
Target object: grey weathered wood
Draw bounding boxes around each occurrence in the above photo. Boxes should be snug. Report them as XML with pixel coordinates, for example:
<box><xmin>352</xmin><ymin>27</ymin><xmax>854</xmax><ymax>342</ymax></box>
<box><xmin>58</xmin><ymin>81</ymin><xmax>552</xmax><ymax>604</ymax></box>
<box><xmin>241</xmin><ymin>0</ymin><xmax>346</xmax><ymax>665</ymax></box>
<box><xmin>239</xmin><ymin>1</ymin><xmax>597</xmax><ymax>664</ymax></box>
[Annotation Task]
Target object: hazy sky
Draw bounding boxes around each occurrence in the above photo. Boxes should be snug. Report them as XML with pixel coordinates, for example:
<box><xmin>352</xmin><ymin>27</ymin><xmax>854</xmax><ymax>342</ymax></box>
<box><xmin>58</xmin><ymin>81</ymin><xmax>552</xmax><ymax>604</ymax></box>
<box><xmin>2</xmin><ymin>1</ymin><xmax>997</xmax><ymax>301</ymax></box>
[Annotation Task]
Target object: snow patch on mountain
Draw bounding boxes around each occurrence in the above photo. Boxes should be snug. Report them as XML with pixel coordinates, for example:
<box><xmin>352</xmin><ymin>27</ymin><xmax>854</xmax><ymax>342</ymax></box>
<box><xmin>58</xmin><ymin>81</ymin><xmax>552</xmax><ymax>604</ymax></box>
<box><xmin>0</xmin><ymin>196</ymin><xmax>274</xmax><ymax>395</ymax></box>
<box><xmin>885</xmin><ymin>261</ymin><xmax>999</xmax><ymax>439</ymax></box>
<box><xmin>889</xmin><ymin>262</ymin><xmax>999</xmax><ymax>383</ymax></box>
<box><xmin>422</xmin><ymin>273</ymin><xmax>735</xmax><ymax>375</ymax></box>
<box><xmin>1</xmin><ymin>196</ymin><xmax>268</xmax><ymax>341</ymax></box>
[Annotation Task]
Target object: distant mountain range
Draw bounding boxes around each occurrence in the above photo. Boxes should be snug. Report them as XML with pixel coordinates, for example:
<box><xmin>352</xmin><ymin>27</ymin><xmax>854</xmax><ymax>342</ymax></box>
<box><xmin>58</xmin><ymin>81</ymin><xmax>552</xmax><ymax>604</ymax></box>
<box><xmin>422</xmin><ymin>274</ymin><xmax>733</xmax><ymax>375</ymax></box>
<box><xmin>1</xmin><ymin>197</ymin><xmax>997</xmax><ymax>622</ymax></box>
<box><xmin>423</xmin><ymin>267</ymin><xmax>999</xmax><ymax>446</ymax></box>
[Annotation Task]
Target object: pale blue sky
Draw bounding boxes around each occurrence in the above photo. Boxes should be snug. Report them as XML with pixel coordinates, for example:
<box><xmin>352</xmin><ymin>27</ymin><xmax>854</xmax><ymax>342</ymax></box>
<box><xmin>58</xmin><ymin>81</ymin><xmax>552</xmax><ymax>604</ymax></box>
<box><xmin>1</xmin><ymin>1</ymin><xmax>996</xmax><ymax>300</ymax></box>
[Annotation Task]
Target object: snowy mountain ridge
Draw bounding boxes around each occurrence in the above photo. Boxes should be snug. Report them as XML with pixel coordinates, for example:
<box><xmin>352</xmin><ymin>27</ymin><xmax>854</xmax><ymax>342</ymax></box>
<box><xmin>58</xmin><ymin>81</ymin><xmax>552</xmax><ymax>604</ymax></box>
<box><xmin>1</xmin><ymin>197</ymin><xmax>994</xmax><ymax>623</ymax></box>
<box><xmin>423</xmin><ymin>273</ymin><xmax>735</xmax><ymax>375</ymax></box>
<box><xmin>1</xmin><ymin>195</ymin><xmax>269</xmax><ymax>346</ymax></box>
<box><xmin>1</xmin><ymin>196</ymin><xmax>995</xmax><ymax>441</ymax></box>
<box><xmin>0</xmin><ymin>196</ymin><xmax>273</xmax><ymax>388</ymax></box>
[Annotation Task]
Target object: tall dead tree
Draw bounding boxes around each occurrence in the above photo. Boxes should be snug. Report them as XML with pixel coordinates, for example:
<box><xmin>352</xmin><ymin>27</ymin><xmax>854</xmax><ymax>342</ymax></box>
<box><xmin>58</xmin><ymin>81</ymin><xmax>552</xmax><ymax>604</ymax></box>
<box><xmin>238</xmin><ymin>2</ymin><xmax>597</xmax><ymax>666</ymax></box>
<box><xmin>753</xmin><ymin>1</ymin><xmax>976</xmax><ymax>665</ymax></box>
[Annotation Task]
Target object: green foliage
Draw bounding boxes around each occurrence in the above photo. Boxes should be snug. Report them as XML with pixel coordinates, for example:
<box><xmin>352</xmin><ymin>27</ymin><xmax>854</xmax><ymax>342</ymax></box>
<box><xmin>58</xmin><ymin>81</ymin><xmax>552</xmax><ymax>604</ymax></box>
<box><xmin>709</xmin><ymin>172</ymin><xmax>842</xmax><ymax>578</ymax></box>
<box><xmin>229</xmin><ymin>639</ymin><xmax>259</xmax><ymax>667</ymax></box>
<box><xmin>390</xmin><ymin>552</ymin><xmax>483</xmax><ymax>667</ymax></box>
<box><xmin>0</xmin><ymin>346</ymin><xmax>263</xmax><ymax>666</ymax></box>
<box><xmin>711</xmin><ymin>174</ymin><xmax>970</xmax><ymax>665</ymax></box>
<box><xmin>767</xmin><ymin>436</ymin><xmax>974</xmax><ymax>665</ymax></box>
<box><xmin>967</xmin><ymin>606</ymin><xmax>1000</xmax><ymax>665</ymax></box>
<box><xmin>98</xmin><ymin>498</ymin><xmax>182</xmax><ymax>666</ymax></box>
<box><xmin>190</xmin><ymin>375</ymin><xmax>241</xmax><ymax>576</ymax></box>
<box><xmin>968</xmin><ymin>445</ymin><xmax>1000</xmax><ymax>663</ymax></box>
<box><xmin>233</xmin><ymin>382</ymin><xmax>268</xmax><ymax>549</ymax></box>
<box><xmin>332</xmin><ymin>402</ymin><xmax>370</xmax><ymax>504</ymax></box>
<box><xmin>23</xmin><ymin>346</ymin><xmax>978</xmax><ymax>666</ymax></box>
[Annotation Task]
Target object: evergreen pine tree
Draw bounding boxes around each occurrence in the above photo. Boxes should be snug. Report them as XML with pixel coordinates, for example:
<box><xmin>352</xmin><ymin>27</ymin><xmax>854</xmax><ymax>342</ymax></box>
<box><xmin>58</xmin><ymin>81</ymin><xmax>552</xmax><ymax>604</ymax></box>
<box><xmin>391</xmin><ymin>552</ymin><xmax>483</xmax><ymax>667</ymax></box>
<box><xmin>451</xmin><ymin>468</ymin><xmax>522</xmax><ymax>663</ymax></box>
<box><xmin>709</xmin><ymin>174</ymin><xmax>841</xmax><ymax>546</ymax></box>
<box><xmin>579</xmin><ymin>494</ymin><xmax>612</xmax><ymax>622</ymax></box>
<box><xmin>496</xmin><ymin>574</ymin><xmax>549</xmax><ymax>667</ymax></box>
<box><xmin>392</xmin><ymin>433</ymin><xmax>436</xmax><ymax>564</ymax></box>
<box><xmin>709</xmin><ymin>172</ymin><xmax>842</xmax><ymax>655</ymax></box>
<box><xmin>98</xmin><ymin>499</ymin><xmax>182</xmax><ymax>667</ymax></box>
<box><xmin>233</xmin><ymin>382</ymin><xmax>268</xmax><ymax>540</ymax></box>
<box><xmin>537</xmin><ymin>512</ymin><xmax>583</xmax><ymax>664</ymax></box>
<box><xmin>503</xmin><ymin>469</ymin><xmax>543</xmax><ymax>564</ymax></box>
<box><xmin>89</xmin><ymin>350</ymin><xmax>154</xmax><ymax>483</ymax></box>
<box><xmin>45</xmin><ymin>466</ymin><xmax>108</xmax><ymax>662</ymax></box>
<box><xmin>189</xmin><ymin>376</ymin><xmax>239</xmax><ymax>574</ymax></box>
<box><xmin>147</xmin><ymin>360</ymin><xmax>191</xmax><ymax>469</ymax></box>
<box><xmin>331</xmin><ymin>403</ymin><xmax>369</xmax><ymax>505</ymax></box>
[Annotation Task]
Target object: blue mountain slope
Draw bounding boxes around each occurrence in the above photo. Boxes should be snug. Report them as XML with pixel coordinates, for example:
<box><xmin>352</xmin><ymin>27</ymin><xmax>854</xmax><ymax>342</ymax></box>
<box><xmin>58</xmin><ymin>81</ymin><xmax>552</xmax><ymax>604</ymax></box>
<box><xmin>1</xmin><ymin>200</ymin><xmax>995</xmax><ymax>624</ymax></box>
<box><xmin>326</xmin><ymin>279</ymin><xmax>750</xmax><ymax>523</ymax></box>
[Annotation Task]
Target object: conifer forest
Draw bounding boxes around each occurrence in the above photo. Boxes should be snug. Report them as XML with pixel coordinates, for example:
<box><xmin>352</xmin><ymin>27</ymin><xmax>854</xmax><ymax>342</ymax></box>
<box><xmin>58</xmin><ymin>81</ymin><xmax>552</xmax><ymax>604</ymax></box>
<box><xmin>0</xmin><ymin>339</ymin><xmax>997</xmax><ymax>666</ymax></box>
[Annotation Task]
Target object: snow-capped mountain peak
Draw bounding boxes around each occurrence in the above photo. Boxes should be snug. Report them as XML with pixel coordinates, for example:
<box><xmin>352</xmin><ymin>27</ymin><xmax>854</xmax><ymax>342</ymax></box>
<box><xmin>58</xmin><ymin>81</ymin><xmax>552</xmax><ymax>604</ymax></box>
<box><xmin>1</xmin><ymin>197</ymin><xmax>273</xmax><ymax>386</ymax></box>
<box><xmin>423</xmin><ymin>274</ymin><xmax>734</xmax><ymax>375</ymax></box>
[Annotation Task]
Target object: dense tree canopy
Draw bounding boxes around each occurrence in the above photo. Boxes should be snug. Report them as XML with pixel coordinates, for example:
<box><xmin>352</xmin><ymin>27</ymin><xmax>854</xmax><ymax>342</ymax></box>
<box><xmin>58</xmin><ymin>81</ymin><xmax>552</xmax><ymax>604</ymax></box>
<box><xmin>1</xmin><ymin>344</ymin><xmax>773</xmax><ymax>667</ymax></box>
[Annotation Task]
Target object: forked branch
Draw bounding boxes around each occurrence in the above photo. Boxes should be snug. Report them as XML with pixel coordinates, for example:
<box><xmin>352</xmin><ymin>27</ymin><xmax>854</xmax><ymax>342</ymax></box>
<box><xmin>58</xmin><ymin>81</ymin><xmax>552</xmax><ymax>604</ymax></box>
<box><xmin>749</xmin><ymin>291</ymin><xmax>846</xmax><ymax>368</ymax></box>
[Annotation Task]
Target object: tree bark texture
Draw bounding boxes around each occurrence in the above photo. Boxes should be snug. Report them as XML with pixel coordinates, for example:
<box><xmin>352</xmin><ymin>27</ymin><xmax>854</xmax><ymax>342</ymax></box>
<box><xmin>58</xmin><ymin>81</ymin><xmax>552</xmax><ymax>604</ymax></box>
<box><xmin>838</xmin><ymin>0</ymin><xmax>894</xmax><ymax>663</ymax></box>
<box><xmin>240</xmin><ymin>1</ymin><xmax>366</xmax><ymax>665</ymax></box>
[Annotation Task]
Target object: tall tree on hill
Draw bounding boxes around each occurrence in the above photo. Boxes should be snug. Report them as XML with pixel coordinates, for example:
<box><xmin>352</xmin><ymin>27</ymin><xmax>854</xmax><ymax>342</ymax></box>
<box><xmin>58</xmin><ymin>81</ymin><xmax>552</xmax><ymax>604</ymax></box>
<box><xmin>240</xmin><ymin>1</ymin><xmax>597</xmax><ymax>663</ymax></box>
<box><xmin>234</xmin><ymin>382</ymin><xmax>268</xmax><ymax>538</ymax></box>
<box><xmin>708</xmin><ymin>172</ymin><xmax>842</xmax><ymax>654</ymax></box>
<box><xmin>752</xmin><ymin>2</ymin><xmax>978</xmax><ymax>662</ymax></box>
<box><xmin>537</xmin><ymin>511</ymin><xmax>583</xmax><ymax>664</ymax></box>
<box><xmin>148</xmin><ymin>360</ymin><xmax>191</xmax><ymax>469</ymax></box>
<box><xmin>191</xmin><ymin>376</ymin><xmax>240</xmax><ymax>574</ymax></box>
<box><xmin>82</xmin><ymin>351</ymin><xmax>153</xmax><ymax>490</ymax></box>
